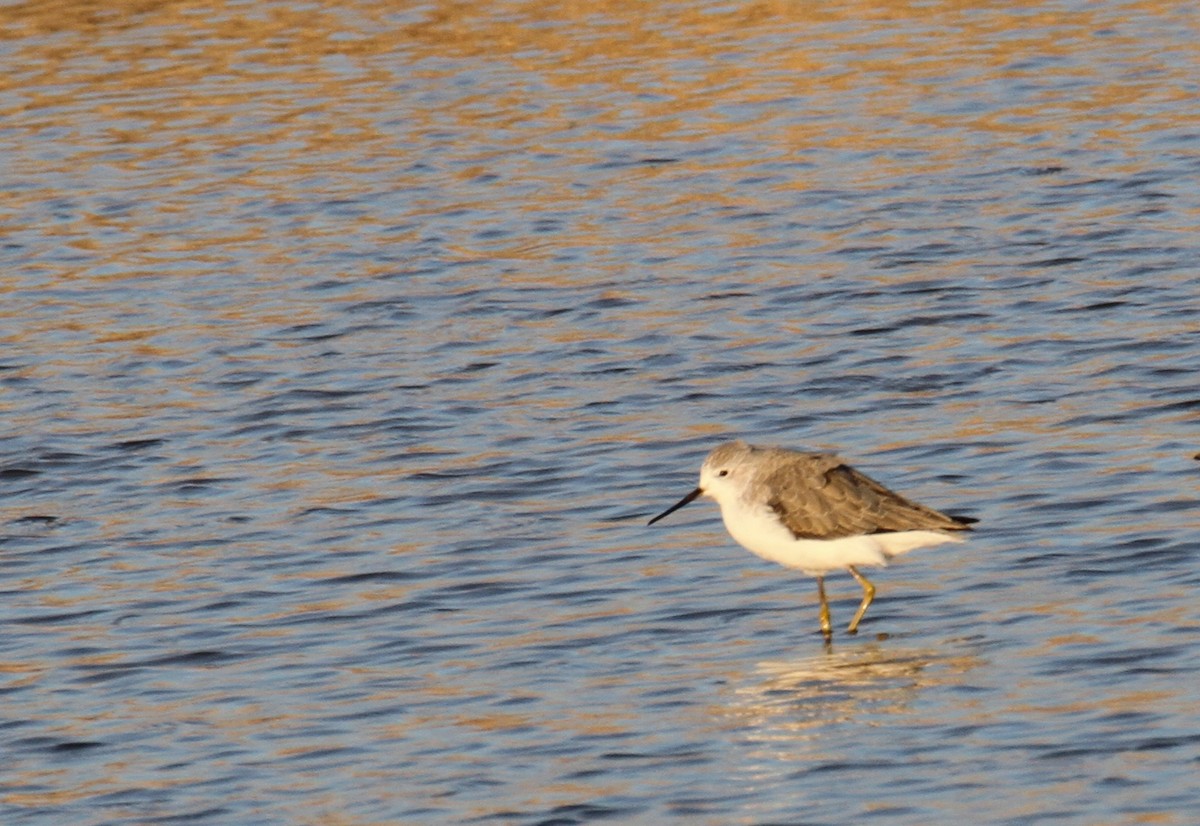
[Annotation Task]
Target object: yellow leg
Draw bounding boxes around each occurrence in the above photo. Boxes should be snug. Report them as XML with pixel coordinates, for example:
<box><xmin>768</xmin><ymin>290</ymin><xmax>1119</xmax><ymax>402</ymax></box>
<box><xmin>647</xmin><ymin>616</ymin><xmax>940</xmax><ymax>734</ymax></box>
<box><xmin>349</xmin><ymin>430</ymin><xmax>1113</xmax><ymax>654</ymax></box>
<box><xmin>816</xmin><ymin>576</ymin><xmax>832</xmax><ymax>641</ymax></box>
<box><xmin>846</xmin><ymin>566</ymin><xmax>875</xmax><ymax>634</ymax></box>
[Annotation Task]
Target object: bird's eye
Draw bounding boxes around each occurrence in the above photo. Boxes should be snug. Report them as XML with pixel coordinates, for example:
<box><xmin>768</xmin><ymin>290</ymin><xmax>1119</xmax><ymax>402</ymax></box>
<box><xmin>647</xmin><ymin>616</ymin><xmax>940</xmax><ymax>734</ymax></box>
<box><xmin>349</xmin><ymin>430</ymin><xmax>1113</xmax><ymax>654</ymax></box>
<box><xmin>717</xmin><ymin>470</ymin><xmax>729</xmax><ymax>478</ymax></box>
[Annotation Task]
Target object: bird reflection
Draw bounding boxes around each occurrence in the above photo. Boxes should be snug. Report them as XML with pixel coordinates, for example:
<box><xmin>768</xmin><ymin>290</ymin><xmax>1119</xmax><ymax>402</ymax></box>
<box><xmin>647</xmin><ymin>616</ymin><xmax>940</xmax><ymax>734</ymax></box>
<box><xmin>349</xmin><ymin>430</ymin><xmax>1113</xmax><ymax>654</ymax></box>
<box><xmin>729</xmin><ymin>642</ymin><xmax>981</xmax><ymax>736</ymax></box>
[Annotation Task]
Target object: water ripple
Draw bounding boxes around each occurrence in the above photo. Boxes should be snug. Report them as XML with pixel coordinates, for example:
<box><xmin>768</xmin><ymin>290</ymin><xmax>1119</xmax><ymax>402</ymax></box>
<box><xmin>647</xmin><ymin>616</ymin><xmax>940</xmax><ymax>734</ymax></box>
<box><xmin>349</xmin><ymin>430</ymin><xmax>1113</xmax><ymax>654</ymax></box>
<box><xmin>3</xmin><ymin>1</ymin><xmax>1200</xmax><ymax>824</ymax></box>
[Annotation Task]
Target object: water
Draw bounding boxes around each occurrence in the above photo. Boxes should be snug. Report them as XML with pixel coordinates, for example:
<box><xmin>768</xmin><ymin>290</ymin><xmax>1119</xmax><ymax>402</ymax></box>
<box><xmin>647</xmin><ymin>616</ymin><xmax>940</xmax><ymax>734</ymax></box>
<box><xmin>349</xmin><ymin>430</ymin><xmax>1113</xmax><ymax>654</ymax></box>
<box><xmin>3</xmin><ymin>0</ymin><xmax>1199</xmax><ymax>823</ymax></box>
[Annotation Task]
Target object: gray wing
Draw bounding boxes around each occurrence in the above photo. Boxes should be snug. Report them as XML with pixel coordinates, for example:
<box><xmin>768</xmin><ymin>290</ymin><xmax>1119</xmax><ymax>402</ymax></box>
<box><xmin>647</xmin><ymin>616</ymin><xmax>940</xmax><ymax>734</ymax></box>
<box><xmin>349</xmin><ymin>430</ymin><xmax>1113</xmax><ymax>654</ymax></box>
<box><xmin>760</xmin><ymin>452</ymin><xmax>973</xmax><ymax>540</ymax></box>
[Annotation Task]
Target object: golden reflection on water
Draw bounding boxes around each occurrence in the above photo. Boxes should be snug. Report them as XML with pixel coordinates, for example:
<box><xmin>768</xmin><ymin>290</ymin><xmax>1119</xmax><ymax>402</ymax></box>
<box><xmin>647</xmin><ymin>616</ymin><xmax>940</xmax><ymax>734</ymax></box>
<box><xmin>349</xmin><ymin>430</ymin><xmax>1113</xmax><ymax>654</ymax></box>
<box><xmin>2</xmin><ymin>0</ymin><xmax>1192</xmax><ymax>167</ymax></box>
<box><xmin>2</xmin><ymin>0</ymin><xmax>1193</xmax><ymax>381</ymax></box>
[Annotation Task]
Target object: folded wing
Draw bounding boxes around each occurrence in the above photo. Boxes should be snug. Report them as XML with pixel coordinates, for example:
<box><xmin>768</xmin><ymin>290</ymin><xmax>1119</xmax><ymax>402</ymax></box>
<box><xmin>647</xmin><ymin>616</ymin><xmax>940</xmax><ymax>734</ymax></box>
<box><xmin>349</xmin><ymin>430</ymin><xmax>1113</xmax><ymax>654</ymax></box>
<box><xmin>761</xmin><ymin>451</ymin><xmax>974</xmax><ymax>540</ymax></box>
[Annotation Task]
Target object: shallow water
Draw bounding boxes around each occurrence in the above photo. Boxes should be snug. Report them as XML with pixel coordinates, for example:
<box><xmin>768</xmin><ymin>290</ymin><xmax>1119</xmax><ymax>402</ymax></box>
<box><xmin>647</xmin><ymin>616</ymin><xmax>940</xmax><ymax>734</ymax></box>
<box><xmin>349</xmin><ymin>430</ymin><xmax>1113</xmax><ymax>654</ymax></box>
<box><xmin>3</xmin><ymin>0</ymin><xmax>1200</xmax><ymax>823</ymax></box>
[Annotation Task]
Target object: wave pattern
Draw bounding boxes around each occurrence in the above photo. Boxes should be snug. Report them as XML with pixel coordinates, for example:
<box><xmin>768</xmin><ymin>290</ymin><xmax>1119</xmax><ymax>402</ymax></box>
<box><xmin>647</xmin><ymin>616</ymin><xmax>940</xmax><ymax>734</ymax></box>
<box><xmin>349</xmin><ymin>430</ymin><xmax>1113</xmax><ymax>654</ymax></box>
<box><xmin>2</xmin><ymin>1</ymin><xmax>1199</xmax><ymax>823</ymax></box>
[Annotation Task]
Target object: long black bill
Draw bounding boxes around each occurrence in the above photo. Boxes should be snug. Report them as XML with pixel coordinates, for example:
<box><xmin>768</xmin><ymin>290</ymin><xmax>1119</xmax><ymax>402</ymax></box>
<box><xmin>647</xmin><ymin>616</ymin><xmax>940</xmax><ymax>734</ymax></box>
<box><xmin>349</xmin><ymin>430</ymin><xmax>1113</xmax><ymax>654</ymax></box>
<box><xmin>647</xmin><ymin>487</ymin><xmax>703</xmax><ymax>526</ymax></box>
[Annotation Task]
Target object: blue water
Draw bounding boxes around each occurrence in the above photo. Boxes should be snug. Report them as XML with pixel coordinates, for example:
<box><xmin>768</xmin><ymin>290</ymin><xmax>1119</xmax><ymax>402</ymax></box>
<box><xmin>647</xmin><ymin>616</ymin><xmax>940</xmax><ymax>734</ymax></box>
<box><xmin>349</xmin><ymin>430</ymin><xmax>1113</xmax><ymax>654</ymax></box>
<box><xmin>3</xmin><ymin>1</ymin><xmax>1199</xmax><ymax>823</ymax></box>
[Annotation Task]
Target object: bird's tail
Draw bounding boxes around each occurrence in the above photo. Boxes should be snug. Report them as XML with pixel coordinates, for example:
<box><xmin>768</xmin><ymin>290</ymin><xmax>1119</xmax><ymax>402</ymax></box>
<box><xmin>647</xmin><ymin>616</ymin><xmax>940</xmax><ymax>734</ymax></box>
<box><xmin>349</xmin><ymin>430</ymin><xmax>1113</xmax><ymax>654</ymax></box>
<box><xmin>877</xmin><ymin>530</ymin><xmax>966</xmax><ymax>559</ymax></box>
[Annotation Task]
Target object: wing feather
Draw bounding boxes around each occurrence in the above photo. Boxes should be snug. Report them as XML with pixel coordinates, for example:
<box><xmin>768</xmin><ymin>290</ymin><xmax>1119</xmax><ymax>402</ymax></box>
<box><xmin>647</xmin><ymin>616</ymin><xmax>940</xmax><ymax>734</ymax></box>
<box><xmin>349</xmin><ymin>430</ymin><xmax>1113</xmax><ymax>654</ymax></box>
<box><xmin>760</xmin><ymin>451</ymin><xmax>973</xmax><ymax>539</ymax></box>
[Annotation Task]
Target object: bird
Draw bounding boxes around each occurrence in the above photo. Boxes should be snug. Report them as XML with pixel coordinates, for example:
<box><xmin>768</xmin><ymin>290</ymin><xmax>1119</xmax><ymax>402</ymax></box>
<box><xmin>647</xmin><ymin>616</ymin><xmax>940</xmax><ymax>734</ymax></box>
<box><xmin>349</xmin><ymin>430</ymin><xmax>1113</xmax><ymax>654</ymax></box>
<box><xmin>647</xmin><ymin>440</ymin><xmax>976</xmax><ymax>640</ymax></box>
